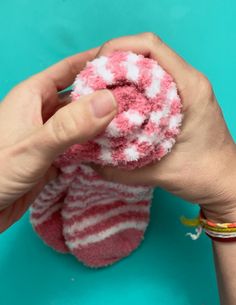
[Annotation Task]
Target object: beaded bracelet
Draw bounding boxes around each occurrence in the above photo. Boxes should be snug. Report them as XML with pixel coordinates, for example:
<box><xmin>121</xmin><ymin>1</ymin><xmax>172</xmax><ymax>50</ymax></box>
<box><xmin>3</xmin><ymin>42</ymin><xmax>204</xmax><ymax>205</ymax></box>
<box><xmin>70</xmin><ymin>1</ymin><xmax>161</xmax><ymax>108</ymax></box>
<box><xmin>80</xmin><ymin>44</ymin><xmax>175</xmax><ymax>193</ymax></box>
<box><xmin>181</xmin><ymin>210</ymin><xmax>236</xmax><ymax>242</ymax></box>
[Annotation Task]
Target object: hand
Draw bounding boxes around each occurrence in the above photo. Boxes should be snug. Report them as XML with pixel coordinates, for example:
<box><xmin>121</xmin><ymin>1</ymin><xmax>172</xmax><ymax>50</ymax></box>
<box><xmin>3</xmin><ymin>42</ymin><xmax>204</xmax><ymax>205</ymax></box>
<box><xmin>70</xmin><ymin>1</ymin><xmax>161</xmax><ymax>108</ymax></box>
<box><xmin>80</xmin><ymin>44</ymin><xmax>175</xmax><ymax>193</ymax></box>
<box><xmin>93</xmin><ymin>33</ymin><xmax>236</xmax><ymax>223</ymax></box>
<box><xmin>0</xmin><ymin>49</ymin><xmax>117</xmax><ymax>232</ymax></box>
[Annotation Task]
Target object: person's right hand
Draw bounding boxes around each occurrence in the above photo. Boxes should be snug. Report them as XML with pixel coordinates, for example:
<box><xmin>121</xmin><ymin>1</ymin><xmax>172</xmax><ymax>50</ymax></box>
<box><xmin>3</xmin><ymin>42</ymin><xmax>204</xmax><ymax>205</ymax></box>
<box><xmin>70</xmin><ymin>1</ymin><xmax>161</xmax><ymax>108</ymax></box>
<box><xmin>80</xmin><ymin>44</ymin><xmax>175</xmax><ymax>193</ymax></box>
<box><xmin>93</xmin><ymin>33</ymin><xmax>236</xmax><ymax>223</ymax></box>
<box><xmin>0</xmin><ymin>49</ymin><xmax>117</xmax><ymax>232</ymax></box>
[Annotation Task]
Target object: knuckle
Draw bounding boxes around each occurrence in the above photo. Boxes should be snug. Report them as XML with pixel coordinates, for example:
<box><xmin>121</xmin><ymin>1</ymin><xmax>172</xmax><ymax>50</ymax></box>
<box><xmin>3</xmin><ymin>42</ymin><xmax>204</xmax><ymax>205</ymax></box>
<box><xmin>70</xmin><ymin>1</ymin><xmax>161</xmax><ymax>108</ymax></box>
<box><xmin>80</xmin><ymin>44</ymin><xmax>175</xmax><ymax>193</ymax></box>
<box><xmin>195</xmin><ymin>72</ymin><xmax>213</xmax><ymax>97</ymax></box>
<box><xmin>64</xmin><ymin>57</ymin><xmax>77</xmax><ymax>78</ymax></box>
<box><xmin>186</xmin><ymin>70</ymin><xmax>213</xmax><ymax>99</ymax></box>
<box><xmin>140</xmin><ymin>32</ymin><xmax>163</xmax><ymax>46</ymax></box>
<box><xmin>50</xmin><ymin>105</ymin><xmax>95</xmax><ymax>145</ymax></box>
<box><xmin>50</xmin><ymin>108</ymin><xmax>80</xmax><ymax>144</ymax></box>
<box><xmin>102</xmin><ymin>39</ymin><xmax>115</xmax><ymax>51</ymax></box>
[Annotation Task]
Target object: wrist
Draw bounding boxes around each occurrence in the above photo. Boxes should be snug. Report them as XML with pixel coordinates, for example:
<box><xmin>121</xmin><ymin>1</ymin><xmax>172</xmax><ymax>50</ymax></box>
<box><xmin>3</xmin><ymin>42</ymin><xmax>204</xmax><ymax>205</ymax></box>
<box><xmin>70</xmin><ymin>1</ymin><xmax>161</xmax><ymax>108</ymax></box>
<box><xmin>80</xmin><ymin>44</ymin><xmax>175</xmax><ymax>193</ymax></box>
<box><xmin>201</xmin><ymin>145</ymin><xmax>236</xmax><ymax>223</ymax></box>
<box><xmin>201</xmin><ymin>204</ymin><xmax>236</xmax><ymax>224</ymax></box>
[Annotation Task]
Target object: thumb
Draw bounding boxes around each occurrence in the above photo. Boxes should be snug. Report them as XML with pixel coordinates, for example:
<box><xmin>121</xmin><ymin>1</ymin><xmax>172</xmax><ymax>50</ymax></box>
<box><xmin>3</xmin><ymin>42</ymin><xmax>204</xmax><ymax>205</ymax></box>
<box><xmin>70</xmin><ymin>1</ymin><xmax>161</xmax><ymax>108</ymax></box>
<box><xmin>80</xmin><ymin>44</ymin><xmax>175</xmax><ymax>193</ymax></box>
<box><xmin>31</xmin><ymin>89</ymin><xmax>117</xmax><ymax>162</ymax></box>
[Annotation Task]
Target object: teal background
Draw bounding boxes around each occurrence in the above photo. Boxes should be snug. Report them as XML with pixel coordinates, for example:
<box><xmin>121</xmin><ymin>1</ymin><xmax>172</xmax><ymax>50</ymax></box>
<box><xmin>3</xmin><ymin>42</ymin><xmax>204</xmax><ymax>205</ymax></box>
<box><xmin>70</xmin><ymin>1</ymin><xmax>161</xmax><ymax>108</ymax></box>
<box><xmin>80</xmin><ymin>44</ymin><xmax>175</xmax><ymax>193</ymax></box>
<box><xmin>0</xmin><ymin>0</ymin><xmax>235</xmax><ymax>304</ymax></box>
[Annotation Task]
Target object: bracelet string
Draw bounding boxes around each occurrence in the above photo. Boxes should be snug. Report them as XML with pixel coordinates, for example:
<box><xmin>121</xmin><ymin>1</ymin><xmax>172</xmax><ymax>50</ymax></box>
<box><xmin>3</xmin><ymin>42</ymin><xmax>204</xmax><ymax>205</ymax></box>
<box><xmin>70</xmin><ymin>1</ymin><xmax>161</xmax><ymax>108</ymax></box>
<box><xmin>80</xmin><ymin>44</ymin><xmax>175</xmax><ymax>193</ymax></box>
<box><xmin>180</xmin><ymin>210</ymin><xmax>236</xmax><ymax>242</ymax></box>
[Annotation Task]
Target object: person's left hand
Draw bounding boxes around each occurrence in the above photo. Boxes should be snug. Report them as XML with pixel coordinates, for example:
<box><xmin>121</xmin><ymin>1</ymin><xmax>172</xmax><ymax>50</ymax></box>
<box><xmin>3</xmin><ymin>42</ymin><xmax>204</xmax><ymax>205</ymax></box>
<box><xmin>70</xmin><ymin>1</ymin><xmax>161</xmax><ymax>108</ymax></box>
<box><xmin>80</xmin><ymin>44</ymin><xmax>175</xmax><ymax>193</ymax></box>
<box><xmin>0</xmin><ymin>48</ymin><xmax>117</xmax><ymax>232</ymax></box>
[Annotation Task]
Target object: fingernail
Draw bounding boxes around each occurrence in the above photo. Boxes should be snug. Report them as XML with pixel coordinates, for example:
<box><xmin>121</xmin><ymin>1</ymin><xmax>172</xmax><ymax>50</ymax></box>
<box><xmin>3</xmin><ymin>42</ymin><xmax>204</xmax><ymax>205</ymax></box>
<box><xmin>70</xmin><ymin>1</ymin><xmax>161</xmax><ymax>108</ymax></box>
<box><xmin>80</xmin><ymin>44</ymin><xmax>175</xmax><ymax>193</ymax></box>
<box><xmin>90</xmin><ymin>90</ymin><xmax>117</xmax><ymax>118</ymax></box>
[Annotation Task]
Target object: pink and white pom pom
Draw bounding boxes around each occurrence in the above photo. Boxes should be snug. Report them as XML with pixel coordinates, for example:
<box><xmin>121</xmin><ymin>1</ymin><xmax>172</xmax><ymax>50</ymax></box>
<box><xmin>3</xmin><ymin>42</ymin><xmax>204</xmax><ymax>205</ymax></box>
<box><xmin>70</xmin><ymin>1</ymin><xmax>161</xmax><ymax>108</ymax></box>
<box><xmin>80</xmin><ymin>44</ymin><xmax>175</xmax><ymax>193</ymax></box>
<box><xmin>56</xmin><ymin>51</ymin><xmax>183</xmax><ymax>170</ymax></box>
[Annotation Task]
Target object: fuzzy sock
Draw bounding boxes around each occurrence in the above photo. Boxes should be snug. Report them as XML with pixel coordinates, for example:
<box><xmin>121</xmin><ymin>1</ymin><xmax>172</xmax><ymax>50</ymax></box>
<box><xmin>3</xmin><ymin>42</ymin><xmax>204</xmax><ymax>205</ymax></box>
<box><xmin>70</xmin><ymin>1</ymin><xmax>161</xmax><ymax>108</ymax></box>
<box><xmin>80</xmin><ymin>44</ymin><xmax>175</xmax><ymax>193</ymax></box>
<box><xmin>61</xmin><ymin>164</ymin><xmax>152</xmax><ymax>267</ymax></box>
<box><xmin>30</xmin><ymin>51</ymin><xmax>183</xmax><ymax>267</ymax></box>
<box><xmin>30</xmin><ymin>165</ymin><xmax>77</xmax><ymax>253</ymax></box>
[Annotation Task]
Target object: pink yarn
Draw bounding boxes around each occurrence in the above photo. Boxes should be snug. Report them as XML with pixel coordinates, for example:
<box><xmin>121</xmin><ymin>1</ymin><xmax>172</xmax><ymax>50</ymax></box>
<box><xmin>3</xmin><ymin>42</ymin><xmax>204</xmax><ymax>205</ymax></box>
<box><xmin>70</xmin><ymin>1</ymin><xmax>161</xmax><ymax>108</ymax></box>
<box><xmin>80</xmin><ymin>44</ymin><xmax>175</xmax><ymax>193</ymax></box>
<box><xmin>30</xmin><ymin>51</ymin><xmax>183</xmax><ymax>268</ymax></box>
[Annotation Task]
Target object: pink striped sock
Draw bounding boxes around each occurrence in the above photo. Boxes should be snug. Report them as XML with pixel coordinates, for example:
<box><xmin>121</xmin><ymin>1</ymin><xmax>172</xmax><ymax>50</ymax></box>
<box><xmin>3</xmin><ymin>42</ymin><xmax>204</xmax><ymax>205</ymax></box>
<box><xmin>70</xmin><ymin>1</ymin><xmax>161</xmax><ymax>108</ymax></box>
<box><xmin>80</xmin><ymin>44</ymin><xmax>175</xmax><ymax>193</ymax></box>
<box><xmin>30</xmin><ymin>165</ymin><xmax>78</xmax><ymax>253</ymax></box>
<box><xmin>61</xmin><ymin>164</ymin><xmax>152</xmax><ymax>267</ymax></box>
<box><xmin>30</xmin><ymin>51</ymin><xmax>183</xmax><ymax>267</ymax></box>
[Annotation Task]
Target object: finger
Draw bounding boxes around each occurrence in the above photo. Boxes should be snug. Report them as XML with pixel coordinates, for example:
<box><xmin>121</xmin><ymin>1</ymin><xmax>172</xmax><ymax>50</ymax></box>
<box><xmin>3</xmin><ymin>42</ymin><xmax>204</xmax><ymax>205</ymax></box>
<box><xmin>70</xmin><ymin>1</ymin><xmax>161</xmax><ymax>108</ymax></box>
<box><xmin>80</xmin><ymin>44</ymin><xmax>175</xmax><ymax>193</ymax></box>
<box><xmin>41</xmin><ymin>90</ymin><xmax>72</xmax><ymax>122</ymax></box>
<box><xmin>34</xmin><ymin>47</ymin><xmax>99</xmax><ymax>91</ymax></box>
<box><xmin>27</xmin><ymin>89</ymin><xmax>118</xmax><ymax>163</ymax></box>
<box><xmin>97</xmin><ymin>33</ymin><xmax>193</xmax><ymax>92</ymax></box>
<box><xmin>91</xmin><ymin>163</ymin><xmax>157</xmax><ymax>186</ymax></box>
<box><xmin>4</xmin><ymin>48</ymin><xmax>99</xmax><ymax>123</ymax></box>
<box><xmin>38</xmin><ymin>47</ymin><xmax>98</xmax><ymax>120</ymax></box>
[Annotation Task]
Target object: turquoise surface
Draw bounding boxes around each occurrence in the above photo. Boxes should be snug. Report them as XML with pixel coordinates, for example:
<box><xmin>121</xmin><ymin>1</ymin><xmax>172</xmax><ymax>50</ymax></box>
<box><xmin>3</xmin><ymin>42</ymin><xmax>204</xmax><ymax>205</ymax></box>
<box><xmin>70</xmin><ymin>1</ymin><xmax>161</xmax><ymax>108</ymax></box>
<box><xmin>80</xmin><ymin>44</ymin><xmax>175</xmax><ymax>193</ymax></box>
<box><xmin>0</xmin><ymin>1</ymin><xmax>235</xmax><ymax>304</ymax></box>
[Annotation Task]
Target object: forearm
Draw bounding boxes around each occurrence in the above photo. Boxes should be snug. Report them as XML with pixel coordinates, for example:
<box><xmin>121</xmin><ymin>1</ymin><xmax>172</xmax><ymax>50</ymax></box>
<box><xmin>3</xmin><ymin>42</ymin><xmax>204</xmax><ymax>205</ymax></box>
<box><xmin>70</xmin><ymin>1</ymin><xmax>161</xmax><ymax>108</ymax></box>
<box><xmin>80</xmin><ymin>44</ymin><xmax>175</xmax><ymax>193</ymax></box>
<box><xmin>201</xmin><ymin>150</ymin><xmax>236</xmax><ymax>305</ymax></box>
<box><xmin>213</xmin><ymin>241</ymin><xmax>236</xmax><ymax>305</ymax></box>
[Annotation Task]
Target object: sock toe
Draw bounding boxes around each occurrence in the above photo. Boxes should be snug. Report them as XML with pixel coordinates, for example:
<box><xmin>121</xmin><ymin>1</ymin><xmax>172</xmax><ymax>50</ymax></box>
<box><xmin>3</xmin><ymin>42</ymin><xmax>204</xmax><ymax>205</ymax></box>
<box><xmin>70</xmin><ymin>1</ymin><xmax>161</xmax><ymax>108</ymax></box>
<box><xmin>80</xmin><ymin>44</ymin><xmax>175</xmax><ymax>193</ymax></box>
<box><xmin>67</xmin><ymin>228</ymin><xmax>145</xmax><ymax>267</ymax></box>
<box><xmin>31</xmin><ymin>208</ymin><xmax>68</xmax><ymax>253</ymax></box>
